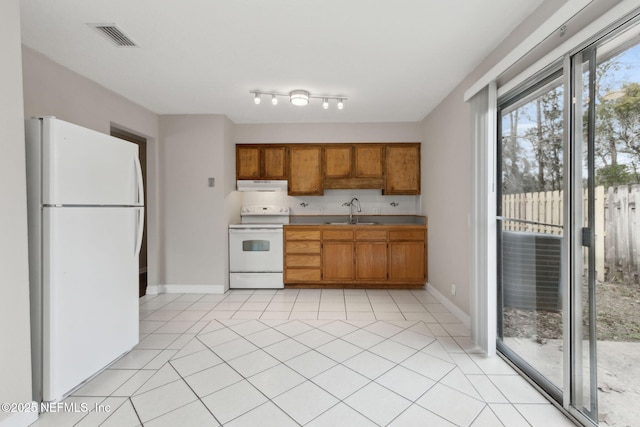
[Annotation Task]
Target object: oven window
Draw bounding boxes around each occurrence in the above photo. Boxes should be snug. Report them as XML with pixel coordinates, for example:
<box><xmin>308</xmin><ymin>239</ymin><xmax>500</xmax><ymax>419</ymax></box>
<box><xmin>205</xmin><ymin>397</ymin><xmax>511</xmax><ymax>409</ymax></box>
<box><xmin>242</xmin><ymin>240</ymin><xmax>270</xmax><ymax>251</ymax></box>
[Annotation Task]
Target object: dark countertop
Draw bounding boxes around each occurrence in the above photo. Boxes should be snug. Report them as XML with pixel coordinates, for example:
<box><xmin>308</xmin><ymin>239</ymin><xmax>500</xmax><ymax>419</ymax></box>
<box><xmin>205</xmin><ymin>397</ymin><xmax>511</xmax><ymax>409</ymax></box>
<box><xmin>288</xmin><ymin>215</ymin><xmax>427</xmax><ymax>226</ymax></box>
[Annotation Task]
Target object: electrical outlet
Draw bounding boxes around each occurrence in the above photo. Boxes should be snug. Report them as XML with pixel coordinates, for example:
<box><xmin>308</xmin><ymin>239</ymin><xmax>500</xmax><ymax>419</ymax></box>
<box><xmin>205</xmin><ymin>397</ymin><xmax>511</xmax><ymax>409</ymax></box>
<box><xmin>451</xmin><ymin>283</ymin><xmax>457</xmax><ymax>296</ymax></box>
<box><xmin>208</xmin><ymin>177</ymin><xmax>215</xmax><ymax>187</ymax></box>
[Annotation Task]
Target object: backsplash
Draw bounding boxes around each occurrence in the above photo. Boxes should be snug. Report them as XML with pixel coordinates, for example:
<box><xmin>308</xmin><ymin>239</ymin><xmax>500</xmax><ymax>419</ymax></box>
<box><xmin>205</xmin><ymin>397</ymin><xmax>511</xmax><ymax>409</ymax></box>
<box><xmin>241</xmin><ymin>189</ymin><xmax>421</xmax><ymax>216</ymax></box>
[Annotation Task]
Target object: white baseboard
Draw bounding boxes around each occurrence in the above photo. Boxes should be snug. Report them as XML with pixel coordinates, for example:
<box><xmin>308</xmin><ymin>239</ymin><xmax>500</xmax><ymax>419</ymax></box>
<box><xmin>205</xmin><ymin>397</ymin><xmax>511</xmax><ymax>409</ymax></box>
<box><xmin>151</xmin><ymin>284</ymin><xmax>226</xmax><ymax>295</ymax></box>
<box><xmin>426</xmin><ymin>283</ymin><xmax>471</xmax><ymax>329</ymax></box>
<box><xmin>0</xmin><ymin>408</ymin><xmax>38</xmax><ymax>427</ymax></box>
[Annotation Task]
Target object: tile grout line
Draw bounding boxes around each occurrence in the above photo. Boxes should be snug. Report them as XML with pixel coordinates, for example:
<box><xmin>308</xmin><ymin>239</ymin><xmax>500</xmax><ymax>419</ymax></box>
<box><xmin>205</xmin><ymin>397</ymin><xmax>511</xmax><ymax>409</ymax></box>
<box><xmin>127</xmin><ymin>290</ymin><xmax>544</xmax><ymax>426</ymax></box>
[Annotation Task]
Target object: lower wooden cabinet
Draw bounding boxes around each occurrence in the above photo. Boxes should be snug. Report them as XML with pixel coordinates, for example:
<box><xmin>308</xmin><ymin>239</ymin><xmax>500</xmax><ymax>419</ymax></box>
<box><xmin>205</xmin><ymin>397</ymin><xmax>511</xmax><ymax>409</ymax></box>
<box><xmin>284</xmin><ymin>229</ymin><xmax>321</xmax><ymax>282</ymax></box>
<box><xmin>323</xmin><ymin>242</ymin><xmax>354</xmax><ymax>280</ymax></box>
<box><xmin>356</xmin><ymin>242</ymin><xmax>387</xmax><ymax>281</ymax></box>
<box><xmin>389</xmin><ymin>241</ymin><xmax>425</xmax><ymax>281</ymax></box>
<box><xmin>284</xmin><ymin>224</ymin><xmax>427</xmax><ymax>288</ymax></box>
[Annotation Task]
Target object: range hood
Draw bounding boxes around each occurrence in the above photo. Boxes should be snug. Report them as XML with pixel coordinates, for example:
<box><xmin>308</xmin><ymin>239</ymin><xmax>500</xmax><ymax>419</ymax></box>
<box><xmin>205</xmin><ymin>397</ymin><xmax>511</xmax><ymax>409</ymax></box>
<box><xmin>236</xmin><ymin>180</ymin><xmax>288</xmax><ymax>192</ymax></box>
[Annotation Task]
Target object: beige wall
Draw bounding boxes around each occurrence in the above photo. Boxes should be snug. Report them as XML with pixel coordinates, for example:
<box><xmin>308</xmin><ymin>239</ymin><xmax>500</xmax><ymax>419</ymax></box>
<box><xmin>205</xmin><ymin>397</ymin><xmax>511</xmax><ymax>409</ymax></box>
<box><xmin>0</xmin><ymin>0</ymin><xmax>36</xmax><ymax>425</ymax></box>
<box><xmin>21</xmin><ymin>47</ymin><xmax>163</xmax><ymax>288</ymax></box>
<box><xmin>159</xmin><ymin>115</ymin><xmax>239</xmax><ymax>291</ymax></box>
<box><xmin>235</xmin><ymin>122</ymin><xmax>422</xmax><ymax>144</ymax></box>
<box><xmin>421</xmin><ymin>87</ymin><xmax>472</xmax><ymax>313</ymax></box>
<box><xmin>22</xmin><ymin>48</ymin><xmax>158</xmax><ymax>137</ymax></box>
<box><xmin>420</xmin><ymin>0</ymin><xmax>567</xmax><ymax>316</ymax></box>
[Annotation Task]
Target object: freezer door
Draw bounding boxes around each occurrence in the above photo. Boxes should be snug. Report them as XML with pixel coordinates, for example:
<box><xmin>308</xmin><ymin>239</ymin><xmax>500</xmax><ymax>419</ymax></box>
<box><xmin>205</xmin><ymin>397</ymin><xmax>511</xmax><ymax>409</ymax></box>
<box><xmin>40</xmin><ymin>118</ymin><xmax>143</xmax><ymax>206</ymax></box>
<box><xmin>42</xmin><ymin>207</ymin><xmax>140</xmax><ymax>402</ymax></box>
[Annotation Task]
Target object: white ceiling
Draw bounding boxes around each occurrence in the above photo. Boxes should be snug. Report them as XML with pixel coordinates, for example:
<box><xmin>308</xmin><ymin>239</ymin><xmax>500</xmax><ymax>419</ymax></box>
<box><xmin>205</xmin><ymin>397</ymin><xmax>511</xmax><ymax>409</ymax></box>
<box><xmin>19</xmin><ymin>0</ymin><xmax>543</xmax><ymax>124</ymax></box>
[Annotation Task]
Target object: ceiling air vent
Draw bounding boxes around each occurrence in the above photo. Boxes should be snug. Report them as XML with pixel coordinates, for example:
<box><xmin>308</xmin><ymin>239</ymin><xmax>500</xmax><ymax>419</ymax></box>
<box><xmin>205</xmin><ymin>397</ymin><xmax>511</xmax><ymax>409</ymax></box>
<box><xmin>88</xmin><ymin>23</ymin><xmax>138</xmax><ymax>47</ymax></box>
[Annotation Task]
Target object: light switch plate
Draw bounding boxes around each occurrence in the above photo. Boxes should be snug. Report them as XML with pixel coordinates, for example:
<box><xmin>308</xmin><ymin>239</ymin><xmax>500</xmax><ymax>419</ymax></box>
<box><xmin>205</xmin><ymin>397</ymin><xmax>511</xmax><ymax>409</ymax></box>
<box><xmin>208</xmin><ymin>177</ymin><xmax>215</xmax><ymax>187</ymax></box>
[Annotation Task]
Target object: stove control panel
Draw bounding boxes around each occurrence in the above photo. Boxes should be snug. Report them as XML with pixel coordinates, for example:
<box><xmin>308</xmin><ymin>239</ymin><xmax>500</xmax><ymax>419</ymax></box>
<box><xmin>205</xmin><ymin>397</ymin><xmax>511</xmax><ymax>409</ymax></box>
<box><xmin>240</xmin><ymin>206</ymin><xmax>290</xmax><ymax>216</ymax></box>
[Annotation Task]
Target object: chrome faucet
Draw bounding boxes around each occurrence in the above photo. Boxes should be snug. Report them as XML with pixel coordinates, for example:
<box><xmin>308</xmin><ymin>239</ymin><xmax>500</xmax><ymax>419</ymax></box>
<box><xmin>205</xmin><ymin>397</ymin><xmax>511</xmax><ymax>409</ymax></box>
<box><xmin>342</xmin><ymin>197</ymin><xmax>361</xmax><ymax>224</ymax></box>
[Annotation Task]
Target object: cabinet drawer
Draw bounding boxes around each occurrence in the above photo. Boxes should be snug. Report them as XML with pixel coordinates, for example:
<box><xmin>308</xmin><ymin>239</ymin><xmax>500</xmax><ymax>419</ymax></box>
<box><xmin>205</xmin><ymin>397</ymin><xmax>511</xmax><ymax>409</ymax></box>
<box><xmin>389</xmin><ymin>230</ymin><xmax>425</xmax><ymax>241</ymax></box>
<box><xmin>286</xmin><ymin>241</ymin><xmax>321</xmax><ymax>254</ymax></box>
<box><xmin>285</xmin><ymin>230</ymin><xmax>321</xmax><ymax>240</ymax></box>
<box><xmin>355</xmin><ymin>229</ymin><xmax>388</xmax><ymax>241</ymax></box>
<box><xmin>286</xmin><ymin>255</ymin><xmax>321</xmax><ymax>268</ymax></box>
<box><xmin>285</xmin><ymin>268</ymin><xmax>321</xmax><ymax>282</ymax></box>
<box><xmin>323</xmin><ymin>230</ymin><xmax>354</xmax><ymax>240</ymax></box>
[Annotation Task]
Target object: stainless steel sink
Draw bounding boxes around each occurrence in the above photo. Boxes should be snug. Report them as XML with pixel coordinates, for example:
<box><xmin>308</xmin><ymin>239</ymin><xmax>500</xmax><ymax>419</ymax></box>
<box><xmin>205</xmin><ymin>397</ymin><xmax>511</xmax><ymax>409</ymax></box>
<box><xmin>325</xmin><ymin>222</ymin><xmax>377</xmax><ymax>225</ymax></box>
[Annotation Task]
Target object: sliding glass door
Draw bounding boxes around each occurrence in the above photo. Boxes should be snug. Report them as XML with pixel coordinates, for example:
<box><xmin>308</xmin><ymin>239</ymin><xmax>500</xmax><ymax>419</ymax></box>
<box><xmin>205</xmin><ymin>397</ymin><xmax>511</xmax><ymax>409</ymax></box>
<box><xmin>571</xmin><ymin>22</ymin><xmax>640</xmax><ymax>426</ymax></box>
<box><xmin>497</xmin><ymin>14</ymin><xmax>640</xmax><ymax>427</ymax></box>
<box><xmin>497</xmin><ymin>70</ymin><xmax>565</xmax><ymax>401</ymax></box>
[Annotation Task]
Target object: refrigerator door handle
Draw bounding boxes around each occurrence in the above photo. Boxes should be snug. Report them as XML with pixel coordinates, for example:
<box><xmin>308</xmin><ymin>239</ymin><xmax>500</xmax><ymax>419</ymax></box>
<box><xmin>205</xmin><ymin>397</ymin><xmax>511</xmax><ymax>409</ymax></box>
<box><xmin>135</xmin><ymin>207</ymin><xmax>144</xmax><ymax>256</ymax></box>
<box><xmin>134</xmin><ymin>155</ymin><xmax>144</xmax><ymax>206</ymax></box>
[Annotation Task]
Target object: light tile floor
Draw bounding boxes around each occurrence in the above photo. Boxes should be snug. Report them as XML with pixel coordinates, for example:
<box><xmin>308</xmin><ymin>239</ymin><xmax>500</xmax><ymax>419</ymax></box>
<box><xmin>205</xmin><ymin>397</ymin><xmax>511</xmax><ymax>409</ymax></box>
<box><xmin>30</xmin><ymin>288</ymin><xmax>576</xmax><ymax>426</ymax></box>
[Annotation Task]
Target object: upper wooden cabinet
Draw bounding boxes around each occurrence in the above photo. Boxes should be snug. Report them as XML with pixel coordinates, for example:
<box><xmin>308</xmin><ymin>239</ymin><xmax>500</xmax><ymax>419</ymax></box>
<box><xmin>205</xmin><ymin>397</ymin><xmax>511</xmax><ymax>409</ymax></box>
<box><xmin>323</xmin><ymin>144</ymin><xmax>384</xmax><ymax>179</ymax></box>
<box><xmin>322</xmin><ymin>144</ymin><xmax>385</xmax><ymax>190</ymax></box>
<box><xmin>236</xmin><ymin>145</ymin><xmax>287</xmax><ymax>180</ymax></box>
<box><xmin>354</xmin><ymin>145</ymin><xmax>384</xmax><ymax>178</ymax></box>
<box><xmin>385</xmin><ymin>144</ymin><xmax>420</xmax><ymax>195</ymax></box>
<box><xmin>236</xmin><ymin>142</ymin><xmax>420</xmax><ymax>195</ymax></box>
<box><xmin>289</xmin><ymin>145</ymin><xmax>323</xmax><ymax>195</ymax></box>
<box><xmin>324</xmin><ymin>145</ymin><xmax>352</xmax><ymax>178</ymax></box>
<box><xmin>263</xmin><ymin>146</ymin><xmax>287</xmax><ymax>179</ymax></box>
<box><xmin>236</xmin><ymin>145</ymin><xmax>260</xmax><ymax>179</ymax></box>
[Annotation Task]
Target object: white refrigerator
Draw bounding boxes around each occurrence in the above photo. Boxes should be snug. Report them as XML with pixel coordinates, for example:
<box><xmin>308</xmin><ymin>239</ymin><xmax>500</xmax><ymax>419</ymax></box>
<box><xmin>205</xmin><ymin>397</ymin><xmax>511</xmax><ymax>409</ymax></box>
<box><xmin>25</xmin><ymin>117</ymin><xmax>144</xmax><ymax>403</ymax></box>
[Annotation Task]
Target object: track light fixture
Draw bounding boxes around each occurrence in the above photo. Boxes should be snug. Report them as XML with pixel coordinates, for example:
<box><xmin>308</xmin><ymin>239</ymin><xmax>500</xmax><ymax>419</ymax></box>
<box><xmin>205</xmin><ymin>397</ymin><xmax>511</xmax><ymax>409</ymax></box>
<box><xmin>250</xmin><ymin>90</ymin><xmax>348</xmax><ymax>109</ymax></box>
<box><xmin>290</xmin><ymin>90</ymin><xmax>309</xmax><ymax>106</ymax></box>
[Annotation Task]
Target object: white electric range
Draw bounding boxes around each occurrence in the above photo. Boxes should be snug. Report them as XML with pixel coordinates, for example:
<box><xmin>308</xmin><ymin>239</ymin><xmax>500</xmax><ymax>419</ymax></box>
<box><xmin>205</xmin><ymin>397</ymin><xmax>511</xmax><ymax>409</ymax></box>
<box><xmin>228</xmin><ymin>205</ymin><xmax>290</xmax><ymax>289</ymax></box>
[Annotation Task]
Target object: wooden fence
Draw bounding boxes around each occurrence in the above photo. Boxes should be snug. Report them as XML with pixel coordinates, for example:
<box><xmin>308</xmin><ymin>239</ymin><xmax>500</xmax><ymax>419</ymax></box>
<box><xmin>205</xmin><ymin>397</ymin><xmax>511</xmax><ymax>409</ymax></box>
<box><xmin>502</xmin><ymin>185</ymin><xmax>640</xmax><ymax>284</ymax></box>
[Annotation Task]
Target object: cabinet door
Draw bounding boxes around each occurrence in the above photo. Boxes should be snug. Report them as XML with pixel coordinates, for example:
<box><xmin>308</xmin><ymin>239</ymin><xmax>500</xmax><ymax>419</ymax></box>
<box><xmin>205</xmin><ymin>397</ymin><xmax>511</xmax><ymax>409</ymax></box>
<box><xmin>284</xmin><ymin>228</ymin><xmax>321</xmax><ymax>284</ymax></box>
<box><xmin>263</xmin><ymin>146</ymin><xmax>288</xmax><ymax>179</ymax></box>
<box><xmin>323</xmin><ymin>242</ymin><xmax>354</xmax><ymax>280</ymax></box>
<box><xmin>289</xmin><ymin>146</ymin><xmax>323</xmax><ymax>195</ymax></box>
<box><xmin>236</xmin><ymin>146</ymin><xmax>261</xmax><ymax>179</ymax></box>
<box><xmin>324</xmin><ymin>145</ymin><xmax>352</xmax><ymax>178</ymax></box>
<box><xmin>388</xmin><ymin>241</ymin><xmax>425</xmax><ymax>282</ymax></box>
<box><xmin>356</xmin><ymin>242</ymin><xmax>387</xmax><ymax>281</ymax></box>
<box><xmin>355</xmin><ymin>145</ymin><xmax>383</xmax><ymax>178</ymax></box>
<box><xmin>385</xmin><ymin>144</ymin><xmax>420</xmax><ymax>194</ymax></box>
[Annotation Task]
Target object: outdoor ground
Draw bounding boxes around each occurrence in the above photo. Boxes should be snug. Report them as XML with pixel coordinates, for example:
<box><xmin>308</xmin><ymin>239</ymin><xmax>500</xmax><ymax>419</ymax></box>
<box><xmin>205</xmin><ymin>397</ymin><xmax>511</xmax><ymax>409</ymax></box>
<box><xmin>504</xmin><ymin>281</ymin><xmax>640</xmax><ymax>341</ymax></box>
<box><xmin>503</xmin><ymin>281</ymin><xmax>640</xmax><ymax>426</ymax></box>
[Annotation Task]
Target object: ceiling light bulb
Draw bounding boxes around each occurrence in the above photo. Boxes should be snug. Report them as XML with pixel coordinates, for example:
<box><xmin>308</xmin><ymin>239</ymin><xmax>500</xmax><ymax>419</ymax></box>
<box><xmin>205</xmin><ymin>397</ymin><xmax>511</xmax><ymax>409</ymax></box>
<box><xmin>272</xmin><ymin>94</ymin><xmax>278</xmax><ymax>105</ymax></box>
<box><xmin>323</xmin><ymin>98</ymin><xmax>329</xmax><ymax>109</ymax></box>
<box><xmin>254</xmin><ymin>93</ymin><xmax>261</xmax><ymax>105</ymax></box>
<box><xmin>290</xmin><ymin>90</ymin><xmax>310</xmax><ymax>106</ymax></box>
<box><xmin>337</xmin><ymin>99</ymin><xmax>344</xmax><ymax>110</ymax></box>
